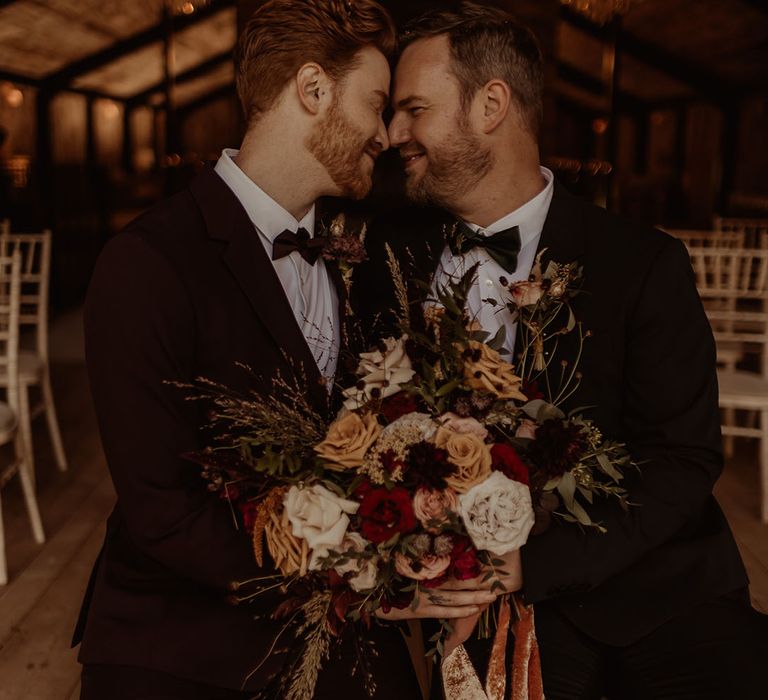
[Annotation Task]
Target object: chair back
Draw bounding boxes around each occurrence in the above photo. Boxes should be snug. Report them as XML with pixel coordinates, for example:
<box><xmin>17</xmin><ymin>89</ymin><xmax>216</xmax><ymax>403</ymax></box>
<box><xmin>714</xmin><ymin>217</ymin><xmax>768</xmax><ymax>249</ymax></box>
<box><xmin>0</xmin><ymin>230</ymin><xmax>52</xmax><ymax>361</ymax></box>
<box><xmin>667</xmin><ymin>228</ymin><xmax>745</xmax><ymax>249</ymax></box>
<box><xmin>687</xmin><ymin>247</ymin><xmax>768</xmax><ymax>377</ymax></box>
<box><xmin>0</xmin><ymin>252</ymin><xmax>22</xmax><ymax>412</ymax></box>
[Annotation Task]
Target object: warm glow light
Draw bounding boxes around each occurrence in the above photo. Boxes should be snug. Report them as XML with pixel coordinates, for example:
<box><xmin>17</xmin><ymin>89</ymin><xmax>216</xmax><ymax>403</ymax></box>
<box><xmin>181</xmin><ymin>2</ymin><xmax>195</xmax><ymax>13</ymax></box>
<box><xmin>560</xmin><ymin>0</ymin><xmax>637</xmax><ymax>24</ymax></box>
<box><xmin>99</xmin><ymin>100</ymin><xmax>120</xmax><ymax>120</ymax></box>
<box><xmin>6</xmin><ymin>88</ymin><xmax>23</xmax><ymax>108</ymax></box>
<box><xmin>592</xmin><ymin>118</ymin><xmax>609</xmax><ymax>135</ymax></box>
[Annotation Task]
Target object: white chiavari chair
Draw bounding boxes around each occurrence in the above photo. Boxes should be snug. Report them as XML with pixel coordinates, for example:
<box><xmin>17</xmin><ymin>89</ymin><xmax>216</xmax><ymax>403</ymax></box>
<box><xmin>0</xmin><ymin>230</ymin><xmax>67</xmax><ymax>485</ymax></box>
<box><xmin>668</xmin><ymin>229</ymin><xmax>746</xmax><ymax>374</ymax></box>
<box><xmin>714</xmin><ymin>217</ymin><xmax>768</xmax><ymax>250</ymax></box>
<box><xmin>0</xmin><ymin>251</ymin><xmax>45</xmax><ymax>585</ymax></box>
<box><xmin>688</xmin><ymin>247</ymin><xmax>768</xmax><ymax>522</ymax></box>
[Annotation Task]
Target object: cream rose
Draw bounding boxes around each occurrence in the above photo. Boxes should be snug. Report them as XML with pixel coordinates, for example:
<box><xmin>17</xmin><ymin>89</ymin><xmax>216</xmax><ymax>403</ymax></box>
<box><xmin>343</xmin><ymin>335</ymin><xmax>415</xmax><ymax>410</ymax></box>
<box><xmin>463</xmin><ymin>341</ymin><xmax>527</xmax><ymax>401</ymax></box>
<box><xmin>394</xmin><ymin>551</ymin><xmax>451</xmax><ymax>581</ymax></box>
<box><xmin>458</xmin><ymin>471</ymin><xmax>534</xmax><ymax>555</ymax></box>
<box><xmin>412</xmin><ymin>487</ymin><xmax>459</xmax><ymax>532</ymax></box>
<box><xmin>438</xmin><ymin>412</ymin><xmax>489</xmax><ymax>441</ymax></box>
<box><xmin>284</xmin><ymin>484</ymin><xmax>359</xmax><ymax>569</ymax></box>
<box><xmin>333</xmin><ymin>532</ymin><xmax>379</xmax><ymax>592</ymax></box>
<box><xmin>510</xmin><ymin>280</ymin><xmax>544</xmax><ymax>307</ymax></box>
<box><xmin>315</xmin><ymin>411</ymin><xmax>381</xmax><ymax>470</ymax></box>
<box><xmin>435</xmin><ymin>426</ymin><xmax>492</xmax><ymax>494</ymax></box>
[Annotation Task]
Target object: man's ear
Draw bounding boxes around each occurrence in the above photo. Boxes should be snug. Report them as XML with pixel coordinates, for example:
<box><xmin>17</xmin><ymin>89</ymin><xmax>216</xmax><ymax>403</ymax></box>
<box><xmin>480</xmin><ymin>80</ymin><xmax>512</xmax><ymax>134</ymax></box>
<box><xmin>296</xmin><ymin>62</ymin><xmax>331</xmax><ymax>115</ymax></box>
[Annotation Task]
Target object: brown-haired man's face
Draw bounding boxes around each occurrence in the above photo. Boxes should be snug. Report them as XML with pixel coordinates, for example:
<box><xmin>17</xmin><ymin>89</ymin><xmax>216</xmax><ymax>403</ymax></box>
<box><xmin>307</xmin><ymin>46</ymin><xmax>391</xmax><ymax>200</ymax></box>
<box><xmin>389</xmin><ymin>35</ymin><xmax>491</xmax><ymax>209</ymax></box>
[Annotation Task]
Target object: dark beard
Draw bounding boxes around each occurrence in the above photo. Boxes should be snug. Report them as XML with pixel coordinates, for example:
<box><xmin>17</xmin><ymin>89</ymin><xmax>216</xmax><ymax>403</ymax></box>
<box><xmin>406</xmin><ymin>116</ymin><xmax>492</xmax><ymax>208</ymax></box>
<box><xmin>307</xmin><ymin>97</ymin><xmax>373</xmax><ymax>200</ymax></box>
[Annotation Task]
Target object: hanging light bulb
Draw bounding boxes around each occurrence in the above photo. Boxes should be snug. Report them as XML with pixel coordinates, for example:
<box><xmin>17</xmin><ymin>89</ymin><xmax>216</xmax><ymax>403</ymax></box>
<box><xmin>560</xmin><ymin>0</ymin><xmax>637</xmax><ymax>25</ymax></box>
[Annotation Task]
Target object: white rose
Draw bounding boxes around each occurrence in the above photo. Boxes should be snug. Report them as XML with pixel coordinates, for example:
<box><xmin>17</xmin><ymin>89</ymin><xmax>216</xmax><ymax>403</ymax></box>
<box><xmin>458</xmin><ymin>471</ymin><xmax>534</xmax><ymax>555</ymax></box>
<box><xmin>284</xmin><ymin>484</ymin><xmax>359</xmax><ymax>570</ymax></box>
<box><xmin>333</xmin><ymin>532</ymin><xmax>379</xmax><ymax>592</ymax></box>
<box><xmin>343</xmin><ymin>335</ymin><xmax>415</xmax><ymax>409</ymax></box>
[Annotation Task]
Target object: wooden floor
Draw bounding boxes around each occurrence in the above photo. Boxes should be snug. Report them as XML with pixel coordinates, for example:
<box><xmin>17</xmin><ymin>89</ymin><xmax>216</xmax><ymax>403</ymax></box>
<box><xmin>0</xmin><ymin>361</ymin><xmax>766</xmax><ymax>700</ymax></box>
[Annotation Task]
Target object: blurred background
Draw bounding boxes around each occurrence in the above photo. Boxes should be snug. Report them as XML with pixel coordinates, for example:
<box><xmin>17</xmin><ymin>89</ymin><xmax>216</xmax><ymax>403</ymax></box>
<box><xmin>0</xmin><ymin>2</ymin><xmax>766</xmax><ymax>698</ymax></box>
<box><xmin>0</xmin><ymin>0</ymin><xmax>766</xmax><ymax>313</ymax></box>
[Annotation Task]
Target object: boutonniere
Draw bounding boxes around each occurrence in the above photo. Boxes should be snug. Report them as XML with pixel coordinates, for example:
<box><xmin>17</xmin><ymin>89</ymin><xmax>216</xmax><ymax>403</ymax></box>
<box><xmin>320</xmin><ymin>213</ymin><xmax>368</xmax><ymax>314</ymax></box>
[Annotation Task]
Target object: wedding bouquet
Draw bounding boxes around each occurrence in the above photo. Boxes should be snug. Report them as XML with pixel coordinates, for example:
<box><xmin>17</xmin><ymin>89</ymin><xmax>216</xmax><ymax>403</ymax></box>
<box><xmin>182</xmin><ymin>239</ymin><xmax>634</xmax><ymax>700</ymax></box>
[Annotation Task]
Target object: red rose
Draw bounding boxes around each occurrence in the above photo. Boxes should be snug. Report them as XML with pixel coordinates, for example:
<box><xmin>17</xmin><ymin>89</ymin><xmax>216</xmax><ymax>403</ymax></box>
<box><xmin>358</xmin><ymin>487</ymin><xmax>417</xmax><ymax>543</ymax></box>
<box><xmin>381</xmin><ymin>393</ymin><xmax>418</xmax><ymax>423</ymax></box>
<box><xmin>522</xmin><ymin>379</ymin><xmax>544</xmax><ymax>401</ymax></box>
<box><xmin>450</xmin><ymin>536</ymin><xmax>482</xmax><ymax>581</ymax></box>
<box><xmin>491</xmin><ymin>443</ymin><xmax>530</xmax><ymax>485</ymax></box>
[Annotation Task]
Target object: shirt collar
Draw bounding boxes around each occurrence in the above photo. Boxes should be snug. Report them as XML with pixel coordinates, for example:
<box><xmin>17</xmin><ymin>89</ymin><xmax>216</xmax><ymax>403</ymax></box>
<box><xmin>214</xmin><ymin>148</ymin><xmax>315</xmax><ymax>242</ymax></box>
<box><xmin>463</xmin><ymin>166</ymin><xmax>554</xmax><ymax>249</ymax></box>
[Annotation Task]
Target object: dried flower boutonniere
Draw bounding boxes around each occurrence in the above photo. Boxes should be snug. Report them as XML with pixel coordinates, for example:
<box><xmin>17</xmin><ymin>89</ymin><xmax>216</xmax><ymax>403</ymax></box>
<box><xmin>321</xmin><ymin>213</ymin><xmax>368</xmax><ymax>315</ymax></box>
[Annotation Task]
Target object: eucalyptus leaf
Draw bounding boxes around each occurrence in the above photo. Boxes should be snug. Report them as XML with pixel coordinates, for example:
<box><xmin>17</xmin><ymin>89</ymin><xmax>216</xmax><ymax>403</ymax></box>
<box><xmin>557</xmin><ymin>471</ymin><xmax>577</xmax><ymax>508</ymax></box>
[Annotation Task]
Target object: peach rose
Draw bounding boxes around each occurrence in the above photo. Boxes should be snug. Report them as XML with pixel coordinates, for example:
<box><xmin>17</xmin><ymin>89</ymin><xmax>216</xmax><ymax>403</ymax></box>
<box><xmin>463</xmin><ymin>341</ymin><xmax>527</xmax><ymax>401</ymax></box>
<box><xmin>435</xmin><ymin>427</ymin><xmax>492</xmax><ymax>494</ymax></box>
<box><xmin>438</xmin><ymin>412</ymin><xmax>489</xmax><ymax>441</ymax></box>
<box><xmin>412</xmin><ymin>487</ymin><xmax>459</xmax><ymax>532</ymax></box>
<box><xmin>314</xmin><ymin>411</ymin><xmax>381</xmax><ymax>470</ymax></box>
<box><xmin>394</xmin><ymin>551</ymin><xmax>451</xmax><ymax>581</ymax></box>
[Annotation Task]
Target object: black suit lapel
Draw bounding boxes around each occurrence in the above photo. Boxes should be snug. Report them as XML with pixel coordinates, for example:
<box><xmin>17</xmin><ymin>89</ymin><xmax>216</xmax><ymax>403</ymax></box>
<box><xmin>189</xmin><ymin>166</ymin><xmax>329</xmax><ymax>411</ymax></box>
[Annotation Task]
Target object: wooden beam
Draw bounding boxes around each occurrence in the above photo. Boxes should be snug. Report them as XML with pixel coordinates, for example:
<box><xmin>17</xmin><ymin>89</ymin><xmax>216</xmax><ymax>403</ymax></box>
<box><xmin>559</xmin><ymin>5</ymin><xmax>736</xmax><ymax>104</ymax></box>
<box><xmin>556</xmin><ymin>60</ymin><xmax>648</xmax><ymax>113</ymax></box>
<box><xmin>127</xmin><ymin>49</ymin><xmax>233</xmax><ymax>107</ymax></box>
<box><xmin>0</xmin><ymin>69</ymin><xmax>38</xmax><ymax>87</ymax></box>
<box><xmin>41</xmin><ymin>0</ymin><xmax>235</xmax><ymax>91</ymax></box>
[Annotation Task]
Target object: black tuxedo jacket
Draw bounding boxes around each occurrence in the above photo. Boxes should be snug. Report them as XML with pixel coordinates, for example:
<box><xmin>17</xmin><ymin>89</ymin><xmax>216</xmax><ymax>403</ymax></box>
<box><xmin>72</xmin><ymin>166</ymin><xmax>413</xmax><ymax>693</ymax></box>
<box><xmin>353</xmin><ymin>182</ymin><xmax>748</xmax><ymax>646</ymax></box>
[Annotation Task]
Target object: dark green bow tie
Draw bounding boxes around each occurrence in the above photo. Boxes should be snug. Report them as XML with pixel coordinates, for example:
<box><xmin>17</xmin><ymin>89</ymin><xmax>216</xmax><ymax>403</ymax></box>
<box><xmin>448</xmin><ymin>222</ymin><xmax>522</xmax><ymax>274</ymax></box>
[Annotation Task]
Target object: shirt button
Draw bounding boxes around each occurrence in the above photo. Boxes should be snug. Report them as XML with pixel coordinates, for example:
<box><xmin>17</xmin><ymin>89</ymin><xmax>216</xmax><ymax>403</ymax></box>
<box><xmin>485</xmin><ymin>278</ymin><xmax>494</xmax><ymax>287</ymax></box>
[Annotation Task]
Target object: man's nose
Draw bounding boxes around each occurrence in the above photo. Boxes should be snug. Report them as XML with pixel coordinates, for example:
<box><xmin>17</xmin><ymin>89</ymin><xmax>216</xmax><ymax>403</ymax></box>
<box><xmin>388</xmin><ymin>112</ymin><xmax>410</xmax><ymax>149</ymax></box>
<box><xmin>375</xmin><ymin>116</ymin><xmax>390</xmax><ymax>152</ymax></box>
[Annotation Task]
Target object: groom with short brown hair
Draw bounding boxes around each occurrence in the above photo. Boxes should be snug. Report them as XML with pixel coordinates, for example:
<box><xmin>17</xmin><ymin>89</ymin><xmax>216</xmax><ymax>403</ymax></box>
<box><xmin>358</xmin><ymin>3</ymin><xmax>768</xmax><ymax>697</ymax></box>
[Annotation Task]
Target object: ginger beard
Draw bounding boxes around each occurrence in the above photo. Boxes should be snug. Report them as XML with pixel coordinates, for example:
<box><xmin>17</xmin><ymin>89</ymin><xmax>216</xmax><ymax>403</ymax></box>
<box><xmin>405</xmin><ymin>110</ymin><xmax>493</xmax><ymax>208</ymax></box>
<box><xmin>308</xmin><ymin>94</ymin><xmax>380</xmax><ymax>200</ymax></box>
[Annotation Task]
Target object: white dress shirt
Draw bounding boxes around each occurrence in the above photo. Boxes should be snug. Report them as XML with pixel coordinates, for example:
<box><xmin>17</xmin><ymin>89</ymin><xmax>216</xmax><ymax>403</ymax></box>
<box><xmin>214</xmin><ymin>148</ymin><xmax>339</xmax><ymax>385</ymax></box>
<box><xmin>431</xmin><ymin>167</ymin><xmax>555</xmax><ymax>354</ymax></box>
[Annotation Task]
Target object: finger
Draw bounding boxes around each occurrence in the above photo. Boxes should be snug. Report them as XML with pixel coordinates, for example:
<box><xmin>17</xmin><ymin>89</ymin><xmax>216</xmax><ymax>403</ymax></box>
<box><xmin>424</xmin><ymin>589</ymin><xmax>496</xmax><ymax>607</ymax></box>
<box><xmin>418</xmin><ymin>604</ymin><xmax>484</xmax><ymax>619</ymax></box>
<box><xmin>435</xmin><ymin>577</ymin><xmax>489</xmax><ymax>591</ymax></box>
<box><xmin>374</xmin><ymin>605</ymin><xmax>481</xmax><ymax>621</ymax></box>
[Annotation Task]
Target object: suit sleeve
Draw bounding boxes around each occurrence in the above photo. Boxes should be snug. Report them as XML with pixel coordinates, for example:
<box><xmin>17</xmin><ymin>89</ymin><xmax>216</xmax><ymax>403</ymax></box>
<box><xmin>85</xmin><ymin>232</ymin><xmax>262</xmax><ymax>592</ymax></box>
<box><xmin>521</xmin><ymin>237</ymin><xmax>724</xmax><ymax>601</ymax></box>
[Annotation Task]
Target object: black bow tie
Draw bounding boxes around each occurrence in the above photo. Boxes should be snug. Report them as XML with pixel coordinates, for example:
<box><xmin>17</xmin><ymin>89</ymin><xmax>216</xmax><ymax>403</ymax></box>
<box><xmin>448</xmin><ymin>222</ymin><xmax>522</xmax><ymax>274</ymax></box>
<box><xmin>272</xmin><ymin>228</ymin><xmax>326</xmax><ymax>265</ymax></box>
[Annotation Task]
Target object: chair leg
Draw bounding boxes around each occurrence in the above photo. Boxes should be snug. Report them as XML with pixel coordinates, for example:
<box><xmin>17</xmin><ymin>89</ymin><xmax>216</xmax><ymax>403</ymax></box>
<box><xmin>762</xmin><ymin>410</ymin><xmax>768</xmax><ymax>525</ymax></box>
<box><xmin>42</xmin><ymin>371</ymin><xmax>67</xmax><ymax>471</ymax></box>
<box><xmin>15</xmin><ymin>435</ymin><xmax>44</xmax><ymax>545</ymax></box>
<box><xmin>723</xmin><ymin>407</ymin><xmax>736</xmax><ymax>458</ymax></box>
<box><xmin>0</xmin><ymin>488</ymin><xmax>6</xmax><ymax>585</ymax></box>
<box><xmin>18</xmin><ymin>383</ymin><xmax>36</xmax><ymax>489</ymax></box>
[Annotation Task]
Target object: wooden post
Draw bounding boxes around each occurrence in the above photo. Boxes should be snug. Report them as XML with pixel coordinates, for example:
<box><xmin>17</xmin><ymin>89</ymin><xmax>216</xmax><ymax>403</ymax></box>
<box><xmin>35</xmin><ymin>90</ymin><xmax>53</xmax><ymax>226</ymax></box>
